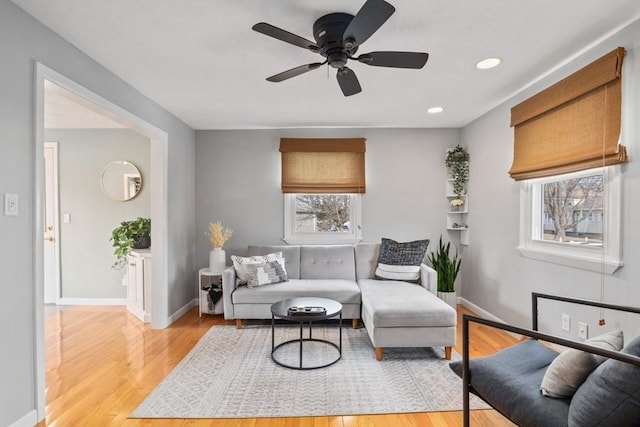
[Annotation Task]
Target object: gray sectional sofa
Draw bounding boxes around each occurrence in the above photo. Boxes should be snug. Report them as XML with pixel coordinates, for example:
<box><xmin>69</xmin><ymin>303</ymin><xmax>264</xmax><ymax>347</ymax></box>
<box><xmin>221</xmin><ymin>243</ymin><xmax>457</xmax><ymax>360</ymax></box>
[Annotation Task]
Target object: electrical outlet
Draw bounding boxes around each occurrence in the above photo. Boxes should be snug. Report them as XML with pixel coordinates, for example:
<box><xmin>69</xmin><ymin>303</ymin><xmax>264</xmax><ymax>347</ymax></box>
<box><xmin>578</xmin><ymin>322</ymin><xmax>588</xmax><ymax>339</ymax></box>
<box><xmin>562</xmin><ymin>314</ymin><xmax>571</xmax><ymax>332</ymax></box>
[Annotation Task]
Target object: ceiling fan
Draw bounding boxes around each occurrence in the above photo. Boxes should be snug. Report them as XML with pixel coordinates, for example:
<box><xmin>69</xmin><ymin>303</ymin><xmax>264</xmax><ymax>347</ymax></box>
<box><xmin>252</xmin><ymin>0</ymin><xmax>429</xmax><ymax>96</ymax></box>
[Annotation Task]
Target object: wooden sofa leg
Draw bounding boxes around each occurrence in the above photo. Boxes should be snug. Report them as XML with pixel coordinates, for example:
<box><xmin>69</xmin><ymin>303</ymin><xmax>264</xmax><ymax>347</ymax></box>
<box><xmin>352</xmin><ymin>319</ymin><xmax>359</xmax><ymax>329</ymax></box>
<box><xmin>375</xmin><ymin>347</ymin><xmax>383</xmax><ymax>361</ymax></box>
<box><xmin>235</xmin><ymin>319</ymin><xmax>243</xmax><ymax>329</ymax></box>
<box><xmin>445</xmin><ymin>346</ymin><xmax>452</xmax><ymax>360</ymax></box>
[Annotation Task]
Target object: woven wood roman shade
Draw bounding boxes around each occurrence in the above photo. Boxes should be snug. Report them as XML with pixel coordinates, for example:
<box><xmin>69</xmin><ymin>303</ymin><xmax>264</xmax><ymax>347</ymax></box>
<box><xmin>280</xmin><ymin>138</ymin><xmax>366</xmax><ymax>193</ymax></box>
<box><xmin>509</xmin><ymin>47</ymin><xmax>627</xmax><ymax>181</ymax></box>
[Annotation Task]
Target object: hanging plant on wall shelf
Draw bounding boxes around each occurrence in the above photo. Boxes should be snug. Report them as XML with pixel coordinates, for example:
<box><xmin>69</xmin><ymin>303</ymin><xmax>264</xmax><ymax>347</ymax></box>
<box><xmin>445</xmin><ymin>145</ymin><xmax>470</xmax><ymax>197</ymax></box>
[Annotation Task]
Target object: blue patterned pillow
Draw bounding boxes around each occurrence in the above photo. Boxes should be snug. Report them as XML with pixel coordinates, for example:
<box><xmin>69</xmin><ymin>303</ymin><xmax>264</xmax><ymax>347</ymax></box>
<box><xmin>374</xmin><ymin>238</ymin><xmax>430</xmax><ymax>283</ymax></box>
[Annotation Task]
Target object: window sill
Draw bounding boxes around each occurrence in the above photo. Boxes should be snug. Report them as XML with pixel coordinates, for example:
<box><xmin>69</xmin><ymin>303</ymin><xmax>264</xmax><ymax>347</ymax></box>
<box><xmin>517</xmin><ymin>245</ymin><xmax>623</xmax><ymax>274</ymax></box>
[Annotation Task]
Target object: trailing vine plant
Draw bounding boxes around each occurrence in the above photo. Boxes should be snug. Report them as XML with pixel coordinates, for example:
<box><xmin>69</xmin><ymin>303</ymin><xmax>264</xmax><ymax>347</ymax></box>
<box><xmin>445</xmin><ymin>145</ymin><xmax>470</xmax><ymax>196</ymax></box>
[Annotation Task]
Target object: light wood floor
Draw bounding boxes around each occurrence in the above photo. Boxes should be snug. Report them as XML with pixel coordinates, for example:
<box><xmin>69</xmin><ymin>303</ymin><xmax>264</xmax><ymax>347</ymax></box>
<box><xmin>37</xmin><ymin>305</ymin><xmax>517</xmax><ymax>426</ymax></box>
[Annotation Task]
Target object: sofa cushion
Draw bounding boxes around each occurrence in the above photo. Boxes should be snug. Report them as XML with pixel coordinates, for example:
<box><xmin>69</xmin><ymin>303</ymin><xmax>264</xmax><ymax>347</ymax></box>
<box><xmin>354</xmin><ymin>243</ymin><xmax>380</xmax><ymax>280</ymax></box>
<box><xmin>247</xmin><ymin>245</ymin><xmax>301</xmax><ymax>279</ymax></box>
<box><xmin>232</xmin><ymin>279</ymin><xmax>361</xmax><ymax>305</ymax></box>
<box><xmin>300</xmin><ymin>245</ymin><xmax>356</xmax><ymax>280</ymax></box>
<box><xmin>359</xmin><ymin>279</ymin><xmax>455</xmax><ymax>328</ymax></box>
<box><xmin>568</xmin><ymin>334</ymin><xmax>640</xmax><ymax>427</ymax></box>
<box><xmin>231</xmin><ymin>252</ymin><xmax>286</xmax><ymax>284</ymax></box>
<box><xmin>244</xmin><ymin>261</ymin><xmax>288</xmax><ymax>288</ymax></box>
<box><xmin>541</xmin><ymin>329</ymin><xmax>624</xmax><ymax>398</ymax></box>
<box><xmin>374</xmin><ymin>238</ymin><xmax>429</xmax><ymax>283</ymax></box>
<box><xmin>450</xmin><ymin>339</ymin><xmax>569</xmax><ymax>427</ymax></box>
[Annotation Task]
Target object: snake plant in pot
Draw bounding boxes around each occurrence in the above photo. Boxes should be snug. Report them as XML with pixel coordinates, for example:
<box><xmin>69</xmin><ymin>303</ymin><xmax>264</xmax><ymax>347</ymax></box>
<box><xmin>427</xmin><ymin>236</ymin><xmax>461</xmax><ymax>309</ymax></box>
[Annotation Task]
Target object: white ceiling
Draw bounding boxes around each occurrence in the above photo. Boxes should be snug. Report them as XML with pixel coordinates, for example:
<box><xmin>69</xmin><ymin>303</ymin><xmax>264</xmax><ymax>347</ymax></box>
<box><xmin>15</xmin><ymin>0</ymin><xmax>640</xmax><ymax>130</ymax></box>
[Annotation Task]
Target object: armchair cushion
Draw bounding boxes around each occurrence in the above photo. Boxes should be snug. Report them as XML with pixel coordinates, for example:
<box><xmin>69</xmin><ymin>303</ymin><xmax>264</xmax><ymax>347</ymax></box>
<box><xmin>568</xmin><ymin>335</ymin><xmax>640</xmax><ymax>426</ymax></box>
<box><xmin>450</xmin><ymin>339</ymin><xmax>570</xmax><ymax>427</ymax></box>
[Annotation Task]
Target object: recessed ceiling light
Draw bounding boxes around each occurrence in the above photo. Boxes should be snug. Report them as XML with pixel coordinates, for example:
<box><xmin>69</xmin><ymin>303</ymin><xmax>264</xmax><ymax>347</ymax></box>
<box><xmin>427</xmin><ymin>107</ymin><xmax>444</xmax><ymax>114</ymax></box>
<box><xmin>476</xmin><ymin>57</ymin><xmax>502</xmax><ymax>70</ymax></box>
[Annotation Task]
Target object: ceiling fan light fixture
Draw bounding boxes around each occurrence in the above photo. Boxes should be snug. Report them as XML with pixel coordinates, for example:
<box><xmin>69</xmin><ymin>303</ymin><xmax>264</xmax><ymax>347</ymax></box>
<box><xmin>476</xmin><ymin>57</ymin><xmax>502</xmax><ymax>70</ymax></box>
<box><xmin>427</xmin><ymin>107</ymin><xmax>444</xmax><ymax>114</ymax></box>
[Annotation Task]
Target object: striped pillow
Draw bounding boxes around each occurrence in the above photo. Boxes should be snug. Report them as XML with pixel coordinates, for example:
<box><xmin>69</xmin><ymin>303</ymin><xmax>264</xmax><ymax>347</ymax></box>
<box><xmin>374</xmin><ymin>238</ymin><xmax>430</xmax><ymax>283</ymax></box>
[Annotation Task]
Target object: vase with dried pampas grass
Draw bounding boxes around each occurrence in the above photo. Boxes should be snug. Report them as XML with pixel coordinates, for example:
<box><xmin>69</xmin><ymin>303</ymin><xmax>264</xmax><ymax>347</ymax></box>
<box><xmin>206</xmin><ymin>221</ymin><xmax>233</xmax><ymax>273</ymax></box>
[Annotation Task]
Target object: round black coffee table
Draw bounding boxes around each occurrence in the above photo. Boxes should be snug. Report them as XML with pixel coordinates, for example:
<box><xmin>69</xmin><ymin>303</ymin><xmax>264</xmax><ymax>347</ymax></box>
<box><xmin>270</xmin><ymin>297</ymin><xmax>343</xmax><ymax>370</ymax></box>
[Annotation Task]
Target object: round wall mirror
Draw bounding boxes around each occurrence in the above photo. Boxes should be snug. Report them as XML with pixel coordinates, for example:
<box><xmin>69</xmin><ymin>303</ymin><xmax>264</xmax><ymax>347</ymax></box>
<box><xmin>101</xmin><ymin>160</ymin><xmax>142</xmax><ymax>201</ymax></box>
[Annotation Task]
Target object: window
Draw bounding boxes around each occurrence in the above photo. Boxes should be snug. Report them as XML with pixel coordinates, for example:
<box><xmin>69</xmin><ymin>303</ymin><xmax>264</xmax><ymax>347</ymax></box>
<box><xmin>284</xmin><ymin>194</ymin><xmax>361</xmax><ymax>244</ymax></box>
<box><xmin>519</xmin><ymin>167</ymin><xmax>622</xmax><ymax>273</ymax></box>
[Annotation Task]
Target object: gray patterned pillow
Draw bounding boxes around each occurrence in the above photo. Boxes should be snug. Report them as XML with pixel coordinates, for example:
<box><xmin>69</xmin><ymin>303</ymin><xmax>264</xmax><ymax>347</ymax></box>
<box><xmin>244</xmin><ymin>261</ymin><xmax>288</xmax><ymax>287</ymax></box>
<box><xmin>374</xmin><ymin>238</ymin><xmax>430</xmax><ymax>283</ymax></box>
<box><xmin>231</xmin><ymin>252</ymin><xmax>286</xmax><ymax>284</ymax></box>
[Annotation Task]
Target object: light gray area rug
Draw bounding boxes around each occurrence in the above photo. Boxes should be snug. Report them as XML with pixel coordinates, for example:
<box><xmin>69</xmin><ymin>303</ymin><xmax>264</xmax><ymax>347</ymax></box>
<box><xmin>131</xmin><ymin>325</ymin><xmax>489</xmax><ymax>418</ymax></box>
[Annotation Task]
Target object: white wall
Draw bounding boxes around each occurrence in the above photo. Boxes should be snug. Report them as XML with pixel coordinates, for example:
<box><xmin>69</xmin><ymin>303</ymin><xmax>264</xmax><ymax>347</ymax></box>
<box><xmin>0</xmin><ymin>3</ymin><xmax>195</xmax><ymax>425</ymax></box>
<box><xmin>460</xmin><ymin>19</ymin><xmax>640</xmax><ymax>339</ymax></box>
<box><xmin>195</xmin><ymin>128</ymin><xmax>460</xmax><ymax>268</ymax></box>
<box><xmin>45</xmin><ymin>129</ymin><xmax>150</xmax><ymax>299</ymax></box>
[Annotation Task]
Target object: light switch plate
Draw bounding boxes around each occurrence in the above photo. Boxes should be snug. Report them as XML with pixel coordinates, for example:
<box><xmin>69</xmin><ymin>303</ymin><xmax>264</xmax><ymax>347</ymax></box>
<box><xmin>4</xmin><ymin>193</ymin><xmax>18</xmax><ymax>216</ymax></box>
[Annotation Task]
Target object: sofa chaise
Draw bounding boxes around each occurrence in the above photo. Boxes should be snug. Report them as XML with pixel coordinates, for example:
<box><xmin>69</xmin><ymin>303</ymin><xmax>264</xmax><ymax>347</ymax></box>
<box><xmin>222</xmin><ymin>243</ymin><xmax>457</xmax><ymax>360</ymax></box>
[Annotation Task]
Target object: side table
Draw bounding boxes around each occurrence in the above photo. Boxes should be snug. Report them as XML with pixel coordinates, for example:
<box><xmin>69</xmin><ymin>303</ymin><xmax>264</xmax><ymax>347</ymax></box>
<box><xmin>198</xmin><ymin>267</ymin><xmax>224</xmax><ymax>316</ymax></box>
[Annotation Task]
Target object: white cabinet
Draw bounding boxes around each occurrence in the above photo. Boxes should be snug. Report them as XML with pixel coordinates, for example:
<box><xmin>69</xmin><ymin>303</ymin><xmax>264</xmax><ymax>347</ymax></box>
<box><xmin>127</xmin><ymin>249</ymin><xmax>152</xmax><ymax>322</ymax></box>
<box><xmin>446</xmin><ymin>179</ymin><xmax>469</xmax><ymax>245</ymax></box>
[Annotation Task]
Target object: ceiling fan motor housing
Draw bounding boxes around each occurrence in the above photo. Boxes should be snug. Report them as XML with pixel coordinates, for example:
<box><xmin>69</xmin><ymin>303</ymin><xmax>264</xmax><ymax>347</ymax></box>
<box><xmin>313</xmin><ymin>13</ymin><xmax>358</xmax><ymax>68</ymax></box>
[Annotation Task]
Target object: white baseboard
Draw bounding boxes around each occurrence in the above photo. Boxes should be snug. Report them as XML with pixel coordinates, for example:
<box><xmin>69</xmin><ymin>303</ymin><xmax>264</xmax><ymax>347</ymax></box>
<box><xmin>9</xmin><ymin>410</ymin><xmax>37</xmax><ymax>427</ymax></box>
<box><xmin>167</xmin><ymin>299</ymin><xmax>197</xmax><ymax>325</ymax></box>
<box><xmin>459</xmin><ymin>297</ymin><xmax>505</xmax><ymax>323</ymax></box>
<box><xmin>459</xmin><ymin>297</ymin><xmax>521</xmax><ymax>339</ymax></box>
<box><xmin>57</xmin><ymin>298</ymin><xmax>127</xmax><ymax>306</ymax></box>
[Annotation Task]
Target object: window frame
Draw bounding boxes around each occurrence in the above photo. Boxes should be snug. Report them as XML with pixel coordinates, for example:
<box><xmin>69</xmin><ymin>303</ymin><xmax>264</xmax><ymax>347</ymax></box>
<box><xmin>518</xmin><ymin>166</ymin><xmax>622</xmax><ymax>274</ymax></box>
<box><xmin>283</xmin><ymin>193</ymin><xmax>362</xmax><ymax>245</ymax></box>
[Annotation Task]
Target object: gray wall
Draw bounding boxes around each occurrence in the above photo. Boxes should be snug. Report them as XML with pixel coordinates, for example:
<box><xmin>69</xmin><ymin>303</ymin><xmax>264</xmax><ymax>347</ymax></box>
<box><xmin>460</xmin><ymin>20</ymin><xmax>640</xmax><ymax>339</ymax></box>
<box><xmin>45</xmin><ymin>129</ymin><xmax>150</xmax><ymax>299</ymax></box>
<box><xmin>195</xmin><ymin>128</ymin><xmax>460</xmax><ymax>268</ymax></box>
<box><xmin>0</xmin><ymin>2</ymin><xmax>195</xmax><ymax>425</ymax></box>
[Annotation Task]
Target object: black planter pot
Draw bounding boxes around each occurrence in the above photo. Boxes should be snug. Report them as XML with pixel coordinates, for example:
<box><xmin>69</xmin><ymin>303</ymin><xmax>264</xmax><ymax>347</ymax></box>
<box><xmin>132</xmin><ymin>235</ymin><xmax>151</xmax><ymax>249</ymax></box>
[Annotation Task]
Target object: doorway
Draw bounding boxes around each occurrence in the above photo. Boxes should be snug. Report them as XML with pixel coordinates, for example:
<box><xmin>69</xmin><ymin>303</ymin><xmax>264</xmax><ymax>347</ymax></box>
<box><xmin>34</xmin><ymin>63</ymin><xmax>169</xmax><ymax>419</ymax></box>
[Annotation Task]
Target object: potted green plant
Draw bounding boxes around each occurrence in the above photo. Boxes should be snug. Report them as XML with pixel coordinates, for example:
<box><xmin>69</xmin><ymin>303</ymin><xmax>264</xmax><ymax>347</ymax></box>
<box><xmin>110</xmin><ymin>217</ymin><xmax>151</xmax><ymax>269</ymax></box>
<box><xmin>445</xmin><ymin>145</ymin><xmax>470</xmax><ymax>197</ymax></box>
<box><xmin>427</xmin><ymin>236</ymin><xmax>461</xmax><ymax>309</ymax></box>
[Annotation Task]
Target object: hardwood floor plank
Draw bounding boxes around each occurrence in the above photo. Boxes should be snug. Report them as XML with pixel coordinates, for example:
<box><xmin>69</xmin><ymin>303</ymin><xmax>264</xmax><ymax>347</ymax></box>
<box><xmin>38</xmin><ymin>305</ymin><xmax>517</xmax><ymax>426</ymax></box>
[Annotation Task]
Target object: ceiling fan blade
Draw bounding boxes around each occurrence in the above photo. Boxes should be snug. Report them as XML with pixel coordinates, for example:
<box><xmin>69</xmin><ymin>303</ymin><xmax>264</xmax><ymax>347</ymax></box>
<box><xmin>252</xmin><ymin>22</ymin><xmax>319</xmax><ymax>52</ymax></box>
<box><xmin>357</xmin><ymin>51</ymin><xmax>429</xmax><ymax>69</ymax></box>
<box><xmin>266</xmin><ymin>62</ymin><xmax>325</xmax><ymax>82</ymax></box>
<box><xmin>336</xmin><ymin>67</ymin><xmax>362</xmax><ymax>96</ymax></box>
<box><xmin>343</xmin><ymin>0</ymin><xmax>395</xmax><ymax>46</ymax></box>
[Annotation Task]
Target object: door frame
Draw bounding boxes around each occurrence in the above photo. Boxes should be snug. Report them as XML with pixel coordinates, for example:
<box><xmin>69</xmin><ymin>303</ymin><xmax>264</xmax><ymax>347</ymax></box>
<box><xmin>43</xmin><ymin>141</ymin><xmax>61</xmax><ymax>304</ymax></box>
<box><xmin>33</xmin><ymin>62</ymin><xmax>170</xmax><ymax>419</ymax></box>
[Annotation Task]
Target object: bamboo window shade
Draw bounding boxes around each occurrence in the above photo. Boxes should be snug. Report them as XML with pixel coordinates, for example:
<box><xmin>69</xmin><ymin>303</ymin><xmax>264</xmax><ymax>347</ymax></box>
<box><xmin>280</xmin><ymin>138</ymin><xmax>366</xmax><ymax>193</ymax></box>
<box><xmin>509</xmin><ymin>47</ymin><xmax>627</xmax><ymax>181</ymax></box>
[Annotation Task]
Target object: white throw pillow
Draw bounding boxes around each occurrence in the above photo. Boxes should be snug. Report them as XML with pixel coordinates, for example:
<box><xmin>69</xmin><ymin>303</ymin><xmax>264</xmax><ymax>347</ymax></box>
<box><xmin>540</xmin><ymin>329</ymin><xmax>623</xmax><ymax>398</ymax></box>
<box><xmin>231</xmin><ymin>252</ymin><xmax>287</xmax><ymax>285</ymax></box>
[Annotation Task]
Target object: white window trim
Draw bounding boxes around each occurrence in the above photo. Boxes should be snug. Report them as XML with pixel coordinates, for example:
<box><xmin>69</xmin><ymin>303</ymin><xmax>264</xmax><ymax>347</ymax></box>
<box><xmin>283</xmin><ymin>194</ymin><xmax>362</xmax><ymax>245</ymax></box>
<box><xmin>518</xmin><ymin>166</ymin><xmax>623</xmax><ymax>274</ymax></box>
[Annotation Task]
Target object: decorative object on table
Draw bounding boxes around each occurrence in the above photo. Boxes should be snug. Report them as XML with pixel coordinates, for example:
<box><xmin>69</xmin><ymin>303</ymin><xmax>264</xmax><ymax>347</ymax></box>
<box><xmin>110</xmin><ymin>217</ymin><xmax>151</xmax><ymax>269</ymax></box>
<box><xmin>206</xmin><ymin>221</ymin><xmax>233</xmax><ymax>274</ymax></box>
<box><xmin>450</xmin><ymin>197</ymin><xmax>465</xmax><ymax>212</ymax></box>
<box><xmin>427</xmin><ymin>236</ymin><xmax>461</xmax><ymax>309</ymax></box>
<box><xmin>445</xmin><ymin>145</ymin><xmax>469</xmax><ymax>197</ymax></box>
<box><xmin>130</xmin><ymin>326</ymin><xmax>489</xmax><ymax>419</ymax></box>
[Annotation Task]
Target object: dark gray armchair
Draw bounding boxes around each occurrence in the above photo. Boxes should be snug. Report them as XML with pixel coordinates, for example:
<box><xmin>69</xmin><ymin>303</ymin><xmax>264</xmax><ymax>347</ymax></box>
<box><xmin>450</xmin><ymin>293</ymin><xmax>640</xmax><ymax>427</ymax></box>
